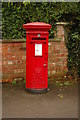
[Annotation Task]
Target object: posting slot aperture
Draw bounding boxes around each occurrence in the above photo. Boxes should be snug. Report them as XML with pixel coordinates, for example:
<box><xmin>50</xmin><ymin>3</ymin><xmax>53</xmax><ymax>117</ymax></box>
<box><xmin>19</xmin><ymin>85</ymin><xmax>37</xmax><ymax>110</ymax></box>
<box><xmin>32</xmin><ymin>38</ymin><xmax>46</xmax><ymax>40</ymax></box>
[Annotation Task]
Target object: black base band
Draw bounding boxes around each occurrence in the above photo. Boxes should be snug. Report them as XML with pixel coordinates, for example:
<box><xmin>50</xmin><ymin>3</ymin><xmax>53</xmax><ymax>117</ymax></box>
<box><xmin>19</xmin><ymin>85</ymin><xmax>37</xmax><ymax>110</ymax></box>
<box><xmin>25</xmin><ymin>88</ymin><xmax>47</xmax><ymax>94</ymax></box>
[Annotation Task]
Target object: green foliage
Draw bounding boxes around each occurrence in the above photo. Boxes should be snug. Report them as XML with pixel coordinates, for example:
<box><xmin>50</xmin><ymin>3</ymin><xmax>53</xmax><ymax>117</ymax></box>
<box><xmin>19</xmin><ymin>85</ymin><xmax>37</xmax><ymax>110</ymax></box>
<box><xmin>2</xmin><ymin>2</ymin><xmax>80</xmax><ymax>76</ymax></box>
<box><xmin>2</xmin><ymin>2</ymin><xmax>79</xmax><ymax>39</ymax></box>
<box><xmin>12</xmin><ymin>80</ymin><xmax>16</xmax><ymax>85</ymax></box>
<box><xmin>66</xmin><ymin>16</ymin><xmax>80</xmax><ymax>77</ymax></box>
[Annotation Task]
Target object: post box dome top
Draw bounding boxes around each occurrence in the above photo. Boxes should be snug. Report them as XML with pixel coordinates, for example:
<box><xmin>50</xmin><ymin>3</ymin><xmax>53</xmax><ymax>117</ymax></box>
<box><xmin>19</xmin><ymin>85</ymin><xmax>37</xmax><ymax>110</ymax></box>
<box><xmin>23</xmin><ymin>22</ymin><xmax>51</xmax><ymax>31</ymax></box>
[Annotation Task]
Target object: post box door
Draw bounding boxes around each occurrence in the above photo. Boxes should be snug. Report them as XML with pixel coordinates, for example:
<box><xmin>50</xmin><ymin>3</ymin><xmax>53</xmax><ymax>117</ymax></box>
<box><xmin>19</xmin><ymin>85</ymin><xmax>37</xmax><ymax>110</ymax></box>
<box><xmin>27</xmin><ymin>40</ymin><xmax>48</xmax><ymax>89</ymax></box>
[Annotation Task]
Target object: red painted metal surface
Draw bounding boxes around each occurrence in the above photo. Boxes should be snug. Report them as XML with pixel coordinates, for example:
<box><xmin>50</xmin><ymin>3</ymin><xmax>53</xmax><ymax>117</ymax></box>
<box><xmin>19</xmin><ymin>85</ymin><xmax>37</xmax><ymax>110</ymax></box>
<box><xmin>23</xmin><ymin>22</ymin><xmax>51</xmax><ymax>91</ymax></box>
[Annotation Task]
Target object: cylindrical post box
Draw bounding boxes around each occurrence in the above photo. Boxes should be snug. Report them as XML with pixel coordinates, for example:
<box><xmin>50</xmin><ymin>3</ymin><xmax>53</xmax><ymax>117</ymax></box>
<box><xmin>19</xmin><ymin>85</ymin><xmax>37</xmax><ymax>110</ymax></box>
<box><xmin>23</xmin><ymin>22</ymin><xmax>51</xmax><ymax>93</ymax></box>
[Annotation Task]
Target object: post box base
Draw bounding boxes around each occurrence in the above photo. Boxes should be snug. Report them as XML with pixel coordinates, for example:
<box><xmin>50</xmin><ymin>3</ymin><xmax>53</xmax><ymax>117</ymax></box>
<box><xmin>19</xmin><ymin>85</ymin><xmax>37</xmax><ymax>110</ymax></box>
<box><xmin>25</xmin><ymin>88</ymin><xmax>47</xmax><ymax>94</ymax></box>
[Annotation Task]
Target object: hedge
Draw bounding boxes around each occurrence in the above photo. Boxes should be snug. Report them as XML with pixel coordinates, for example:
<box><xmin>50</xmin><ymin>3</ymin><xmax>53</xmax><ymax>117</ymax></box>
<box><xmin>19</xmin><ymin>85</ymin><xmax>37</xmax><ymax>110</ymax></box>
<box><xmin>2</xmin><ymin>2</ymin><xmax>80</xmax><ymax>77</ymax></box>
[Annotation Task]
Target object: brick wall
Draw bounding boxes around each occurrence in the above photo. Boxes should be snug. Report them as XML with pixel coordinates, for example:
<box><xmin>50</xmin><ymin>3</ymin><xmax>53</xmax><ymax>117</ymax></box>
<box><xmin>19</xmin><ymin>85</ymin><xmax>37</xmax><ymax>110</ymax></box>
<box><xmin>2</xmin><ymin>41</ymin><xmax>26</xmax><ymax>82</ymax></box>
<box><xmin>1</xmin><ymin>22</ymin><xmax>68</xmax><ymax>82</ymax></box>
<box><xmin>48</xmin><ymin>41</ymin><xmax>68</xmax><ymax>77</ymax></box>
<box><xmin>48</xmin><ymin>22</ymin><xmax>68</xmax><ymax>77</ymax></box>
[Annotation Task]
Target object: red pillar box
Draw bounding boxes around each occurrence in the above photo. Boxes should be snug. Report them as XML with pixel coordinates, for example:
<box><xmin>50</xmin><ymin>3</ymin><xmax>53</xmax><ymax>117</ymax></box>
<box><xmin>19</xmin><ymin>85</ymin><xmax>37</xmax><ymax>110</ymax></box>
<box><xmin>23</xmin><ymin>22</ymin><xmax>51</xmax><ymax>93</ymax></box>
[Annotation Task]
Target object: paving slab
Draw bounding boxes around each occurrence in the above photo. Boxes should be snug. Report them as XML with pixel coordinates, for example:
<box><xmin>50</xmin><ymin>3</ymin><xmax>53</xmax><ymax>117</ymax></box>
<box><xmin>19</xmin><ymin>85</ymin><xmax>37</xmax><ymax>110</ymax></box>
<box><xmin>2</xmin><ymin>82</ymin><xmax>78</xmax><ymax>118</ymax></box>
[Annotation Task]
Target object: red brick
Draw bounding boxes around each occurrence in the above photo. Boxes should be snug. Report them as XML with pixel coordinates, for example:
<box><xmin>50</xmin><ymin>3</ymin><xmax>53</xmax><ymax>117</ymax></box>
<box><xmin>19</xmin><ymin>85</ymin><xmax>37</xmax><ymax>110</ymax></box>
<box><xmin>2</xmin><ymin>33</ymin><xmax>68</xmax><ymax>82</ymax></box>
